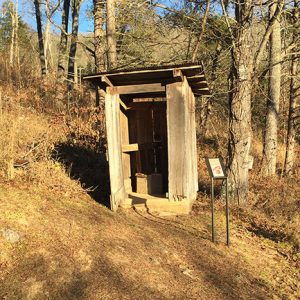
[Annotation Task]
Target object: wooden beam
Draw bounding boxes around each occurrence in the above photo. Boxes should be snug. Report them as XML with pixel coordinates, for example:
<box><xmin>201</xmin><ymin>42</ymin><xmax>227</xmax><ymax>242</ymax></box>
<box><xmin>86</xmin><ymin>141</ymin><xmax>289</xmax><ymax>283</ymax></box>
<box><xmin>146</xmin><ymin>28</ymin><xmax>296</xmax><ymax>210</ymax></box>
<box><xmin>115</xmin><ymin>83</ymin><xmax>165</xmax><ymax>95</ymax></box>
<box><xmin>186</xmin><ymin>75</ymin><xmax>206</xmax><ymax>83</ymax></box>
<box><xmin>172</xmin><ymin>69</ymin><xmax>184</xmax><ymax>82</ymax></box>
<box><xmin>194</xmin><ymin>88</ymin><xmax>210</xmax><ymax>92</ymax></box>
<box><xmin>99</xmin><ymin>65</ymin><xmax>202</xmax><ymax>77</ymax></box>
<box><xmin>122</xmin><ymin>142</ymin><xmax>157</xmax><ymax>153</ymax></box>
<box><xmin>194</xmin><ymin>89</ymin><xmax>211</xmax><ymax>96</ymax></box>
<box><xmin>186</xmin><ymin>74</ymin><xmax>205</xmax><ymax>80</ymax></box>
<box><xmin>119</xmin><ymin>99</ymin><xmax>129</xmax><ymax>111</ymax></box>
<box><xmin>102</xmin><ymin>75</ymin><xmax>114</xmax><ymax>87</ymax></box>
<box><xmin>189</xmin><ymin>82</ymin><xmax>208</xmax><ymax>89</ymax></box>
<box><xmin>122</xmin><ymin>144</ymin><xmax>139</xmax><ymax>152</ymax></box>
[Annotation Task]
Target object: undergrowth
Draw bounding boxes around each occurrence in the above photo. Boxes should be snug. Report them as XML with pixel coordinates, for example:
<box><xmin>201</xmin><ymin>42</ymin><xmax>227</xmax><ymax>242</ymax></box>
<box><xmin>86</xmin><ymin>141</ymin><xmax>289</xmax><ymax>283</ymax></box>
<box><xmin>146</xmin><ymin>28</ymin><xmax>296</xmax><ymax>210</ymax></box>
<box><xmin>0</xmin><ymin>84</ymin><xmax>107</xmax><ymax>201</ymax></box>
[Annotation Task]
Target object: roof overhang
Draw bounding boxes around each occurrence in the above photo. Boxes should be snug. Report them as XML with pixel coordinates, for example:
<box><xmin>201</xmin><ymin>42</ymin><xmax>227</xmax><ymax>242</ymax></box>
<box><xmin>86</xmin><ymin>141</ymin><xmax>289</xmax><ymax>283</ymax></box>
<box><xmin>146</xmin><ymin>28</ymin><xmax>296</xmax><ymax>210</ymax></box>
<box><xmin>83</xmin><ymin>63</ymin><xmax>211</xmax><ymax>97</ymax></box>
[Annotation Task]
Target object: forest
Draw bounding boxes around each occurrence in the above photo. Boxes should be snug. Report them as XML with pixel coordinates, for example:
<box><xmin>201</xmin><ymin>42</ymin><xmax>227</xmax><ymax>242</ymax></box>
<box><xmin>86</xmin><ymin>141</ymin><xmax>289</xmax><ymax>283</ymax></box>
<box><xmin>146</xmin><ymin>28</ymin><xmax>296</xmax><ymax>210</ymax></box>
<box><xmin>0</xmin><ymin>0</ymin><xmax>299</xmax><ymax>299</ymax></box>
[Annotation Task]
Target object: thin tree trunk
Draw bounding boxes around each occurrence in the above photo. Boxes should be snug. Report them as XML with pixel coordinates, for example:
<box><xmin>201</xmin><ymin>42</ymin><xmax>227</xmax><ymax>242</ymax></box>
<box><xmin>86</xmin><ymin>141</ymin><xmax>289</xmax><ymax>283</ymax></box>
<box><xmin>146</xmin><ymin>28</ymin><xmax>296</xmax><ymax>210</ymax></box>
<box><xmin>93</xmin><ymin>0</ymin><xmax>105</xmax><ymax>106</ymax></box>
<box><xmin>227</xmin><ymin>1</ymin><xmax>254</xmax><ymax>204</ymax></box>
<box><xmin>9</xmin><ymin>10</ymin><xmax>15</xmax><ymax>67</ymax></box>
<box><xmin>67</xmin><ymin>0</ymin><xmax>81</xmax><ymax>90</ymax></box>
<box><xmin>284</xmin><ymin>0</ymin><xmax>299</xmax><ymax>175</ymax></box>
<box><xmin>57</xmin><ymin>0</ymin><xmax>70</xmax><ymax>79</ymax></box>
<box><xmin>94</xmin><ymin>0</ymin><xmax>105</xmax><ymax>72</ymax></box>
<box><xmin>14</xmin><ymin>0</ymin><xmax>20</xmax><ymax>85</ymax></box>
<box><xmin>200</xmin><ymin>42</ymin><xmax>222</xmax><ymax>137</ymax></box>
<box><xmin>284</xmin><ymin>55</ymin><xmax>299</xmax><ymax>175</ymax></box>
<box><xmin>191</xmin><ymin>0</ymin><xmax>210</xmax><ymax>63</ymax></box>
<box><xmin>34</xmin><ymin>0</ymin><xmax>47</xmax><ymax>77</ymax></box>
<box><xmin>106</xmin><ymin>0</ymin><xmax>117</xmax><ymax>69</ymax></box>
<box><xmin>262</xmin><ymin>2</ymin><xmax>282</xmax><ymax>176</ymax></box>
<box><xmin>44</xmin><ymin>0</ymin><xmax>51</xmax><ymax>73</ymax></box>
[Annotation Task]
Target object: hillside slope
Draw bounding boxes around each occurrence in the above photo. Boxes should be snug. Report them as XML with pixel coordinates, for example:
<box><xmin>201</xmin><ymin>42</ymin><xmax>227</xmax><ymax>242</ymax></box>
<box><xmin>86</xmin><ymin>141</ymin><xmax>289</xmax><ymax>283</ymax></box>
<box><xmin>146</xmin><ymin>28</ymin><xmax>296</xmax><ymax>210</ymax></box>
<box><xmin>0</xmin><ymin>181</ymin><xmax>299</xmax><ymax>300</ymax></box>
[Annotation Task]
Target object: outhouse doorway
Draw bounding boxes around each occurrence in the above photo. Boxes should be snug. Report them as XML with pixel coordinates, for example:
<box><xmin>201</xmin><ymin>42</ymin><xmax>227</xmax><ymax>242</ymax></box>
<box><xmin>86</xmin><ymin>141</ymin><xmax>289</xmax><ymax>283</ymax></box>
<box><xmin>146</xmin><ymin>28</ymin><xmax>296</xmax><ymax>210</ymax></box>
<box><xmin>84</xmin><ymin>63</ymin><xmax>210</xmax><ymax>214</ymax></box>
<box><xmin>121</xmin><ymin>98</ymin><xmax>168</xmax><ymax>195</ymax></box>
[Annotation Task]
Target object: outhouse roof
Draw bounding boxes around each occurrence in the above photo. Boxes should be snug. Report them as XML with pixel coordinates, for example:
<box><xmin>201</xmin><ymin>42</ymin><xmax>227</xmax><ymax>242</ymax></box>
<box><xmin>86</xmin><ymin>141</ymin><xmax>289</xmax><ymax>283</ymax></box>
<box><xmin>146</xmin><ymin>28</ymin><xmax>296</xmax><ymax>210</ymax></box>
<box><xmin>83</xmin><ymin>63</ymin><xmax>210</xmax><ymax>96</ymax></box>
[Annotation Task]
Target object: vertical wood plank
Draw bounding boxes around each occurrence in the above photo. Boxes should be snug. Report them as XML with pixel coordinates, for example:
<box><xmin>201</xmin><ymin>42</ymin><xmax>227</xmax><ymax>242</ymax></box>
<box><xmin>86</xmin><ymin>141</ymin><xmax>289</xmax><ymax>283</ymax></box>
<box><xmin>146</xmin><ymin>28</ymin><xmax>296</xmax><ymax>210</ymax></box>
<box><xmin>190</xmin><ymin>85</ymin><xmax>199</xmax><ymax>196</ymax></box>
<box><xmin>166</xmin><ymin>81</ymin><xmax>187</xmax><ymax>200</ymax></box>
<box><xmin>120</xmin><ymin>107</ymin><xmax>132</xmax><ymax>193</ymax></box>
<box><xmin>105</xmin><ymin>90</ymin><xmax>127</xmax><ymax>211</ymax></box>
<box><xmin>166</xmin><ymin>77</ymin><xmax>198</xmax><ymax>201</ymax></box>
<box><xmin>185</xmin><ymin>78</ymin><xmax>198</xmax><ymax>199</ymax></box>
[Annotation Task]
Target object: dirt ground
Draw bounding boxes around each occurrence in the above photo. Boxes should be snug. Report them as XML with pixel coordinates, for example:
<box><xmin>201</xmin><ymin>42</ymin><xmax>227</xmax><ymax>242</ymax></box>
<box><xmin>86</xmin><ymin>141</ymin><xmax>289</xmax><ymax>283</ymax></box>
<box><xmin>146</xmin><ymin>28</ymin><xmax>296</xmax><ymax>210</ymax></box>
<box><xmin>0</xmin><ymin>183</ymin><xmax>299</xmax><ymax>300</ymax></box>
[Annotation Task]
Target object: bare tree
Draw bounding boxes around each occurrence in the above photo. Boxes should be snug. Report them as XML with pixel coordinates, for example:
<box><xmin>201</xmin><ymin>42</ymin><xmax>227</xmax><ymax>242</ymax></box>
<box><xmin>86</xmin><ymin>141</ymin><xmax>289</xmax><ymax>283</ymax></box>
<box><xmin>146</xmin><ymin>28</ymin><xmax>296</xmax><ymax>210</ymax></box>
<box><xmin>284</xmin><ymin>0</ymin><xmax>300</xmax><ymax>175</ymax></box>
<box><xmin>223</xmin><ymin>0</ymin><xmax>284</xmax><ymax>203</ymax></box>
<box><xmin>106</xmin><ymin>0</ymin><xmax>117</xmax><ymax>69</ymax></box>
<box><xmin>226</xmin><ymin>0</ymin><xmax>255</xmax><ymax>203</ymax></box>
<box><xmin>44</xmin><ymin>0</ymin><xmax>61</xmax><ymax>72</ymax></box>
<box><xmin>43</xmin><ymin>0</ymin><xmax>51</xmax><ymax>73</ymax></box>
<box><xmin>191</xmin><ymin>0</ymin><xmax>210</xmax><ymax>63</ymax></box>
<box><xmin>34</xmin><ymin>0</ymin><xmax>47</xmax><ymax>77</ymax></box>
<box><xmin>9</xmin><ymin>3</ymin><xmax>15</xmax><ymax>68</ymax></box>
<box><xmin>57</xmin><ymin>0</ymin><xmax>71</xmax><ymax>80</ymax></box>
<box><xmin>67</xmin><ymin>0</ymin><xmax>82</xmax><ymax>90</ymax></box>
<box><xmin>93</xmin><ymin>0</ymin><xmax>106</xmax><ymax>107</ymax></box>
<box><xmin>8</xmin><ymin>0</ymin><xmax>19</xmax><ymax>76</ymax></box>
<box><xmin>261</xmin><ymin>1</ymin><xmax>282</xmax><ymax>176</ymax></box>
<box><xmin>94</xmin><ymin>0</ymin><xmax>105</xmax><ymax>72</ymax></box>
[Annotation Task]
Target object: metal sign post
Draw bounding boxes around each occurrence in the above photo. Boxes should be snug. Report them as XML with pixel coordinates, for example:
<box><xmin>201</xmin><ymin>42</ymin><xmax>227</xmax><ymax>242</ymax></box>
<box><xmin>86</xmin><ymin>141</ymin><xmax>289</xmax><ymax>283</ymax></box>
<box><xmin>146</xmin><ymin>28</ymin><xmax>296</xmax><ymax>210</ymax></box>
<box><xmin>205</xmin><ymin>158</ymin><xmax>230</xmax><ymax>246</ymax></box>
<box><xmin>211</xmin><ymin>177</ymin><xmax>215</xmax><ymax>243</ymax></box>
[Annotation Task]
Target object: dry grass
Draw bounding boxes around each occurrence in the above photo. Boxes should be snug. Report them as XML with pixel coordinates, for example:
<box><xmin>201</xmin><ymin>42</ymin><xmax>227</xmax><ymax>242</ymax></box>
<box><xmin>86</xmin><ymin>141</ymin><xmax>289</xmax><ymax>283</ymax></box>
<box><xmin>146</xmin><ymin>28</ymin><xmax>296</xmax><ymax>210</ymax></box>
<box><xmin>0</xmin><ymin>87</ymin><xmax>66</xmax><ymax>180</ymax></box>
<box><xmin>239</xmin><ymin>175</ymin><xmax>300</xmax><ymax>253</ymax></box>
<box><xmin>0</xmin><ymin>85</ymin><xmax>104</xmax><ymax>198</ymax></box>
<box><xmin>0</xmin><ymin>184</ymin><xmax>299</xmax><ymax>299</ymax></box>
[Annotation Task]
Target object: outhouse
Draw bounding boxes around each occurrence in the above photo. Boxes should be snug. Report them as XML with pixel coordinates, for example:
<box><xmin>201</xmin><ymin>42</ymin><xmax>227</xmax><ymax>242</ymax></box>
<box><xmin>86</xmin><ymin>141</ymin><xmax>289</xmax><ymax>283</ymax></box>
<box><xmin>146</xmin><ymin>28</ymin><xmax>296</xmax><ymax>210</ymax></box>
<box><xmin>84</xmin><ymin>63</ymin><xmax>210</xmax><ymax>215</ymax></box>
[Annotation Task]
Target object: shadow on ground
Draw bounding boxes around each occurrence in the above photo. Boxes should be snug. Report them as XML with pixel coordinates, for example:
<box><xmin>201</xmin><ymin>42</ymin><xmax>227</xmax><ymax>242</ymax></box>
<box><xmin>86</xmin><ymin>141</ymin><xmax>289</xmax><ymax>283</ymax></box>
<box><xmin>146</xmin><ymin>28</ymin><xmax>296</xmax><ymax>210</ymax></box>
<box><xmin>53</xmin><ymin>143</ymin><xmax>111</xmax><ymax>208</ymax></box>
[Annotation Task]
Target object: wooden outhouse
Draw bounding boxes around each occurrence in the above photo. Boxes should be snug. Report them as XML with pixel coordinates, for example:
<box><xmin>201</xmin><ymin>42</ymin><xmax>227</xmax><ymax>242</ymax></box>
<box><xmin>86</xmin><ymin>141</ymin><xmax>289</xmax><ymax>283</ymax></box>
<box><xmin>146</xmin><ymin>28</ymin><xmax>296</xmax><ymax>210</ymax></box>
<box><xmin>84</xmin><ymin>63</ymin><xmax>210</xmax><ymax>215</ymax></box>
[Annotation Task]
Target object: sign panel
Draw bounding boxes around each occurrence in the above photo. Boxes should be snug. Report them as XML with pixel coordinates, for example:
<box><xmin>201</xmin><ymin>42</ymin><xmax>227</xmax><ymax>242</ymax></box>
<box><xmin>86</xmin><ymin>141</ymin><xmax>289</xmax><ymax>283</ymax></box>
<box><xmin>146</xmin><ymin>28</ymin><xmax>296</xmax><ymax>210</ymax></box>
<box><xmin>205</xmin><ymin>157</ymin><xmax>227</xmax><ymax>179</ymax></box>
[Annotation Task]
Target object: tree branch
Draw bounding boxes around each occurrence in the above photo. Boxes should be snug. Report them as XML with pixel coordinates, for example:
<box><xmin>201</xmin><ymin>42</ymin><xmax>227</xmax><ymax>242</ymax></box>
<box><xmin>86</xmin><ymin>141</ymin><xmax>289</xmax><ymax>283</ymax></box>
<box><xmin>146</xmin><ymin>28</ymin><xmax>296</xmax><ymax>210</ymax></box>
<box><xmin>219</xmin><ymin>0</ymin><xmax>236</xmax><ymax>51</ymax></box>
<box><xmin>77</xmin><ymin>41</ymin><xmax>95</xmax><ymax>56</ymax></box>
<box><xmin>152</xmin><ymin>2</ymin><xmax>198</xmax><ymax>23</ymax></box>
<box><xmin>191</xmin><ymin>0</ymin><xmax>211</xmax><ymax>62</ymax></box>
<box><xmin>253</xmin><ymin>0</ymin><xmax>284</xmax><ymax>70</ymax></box>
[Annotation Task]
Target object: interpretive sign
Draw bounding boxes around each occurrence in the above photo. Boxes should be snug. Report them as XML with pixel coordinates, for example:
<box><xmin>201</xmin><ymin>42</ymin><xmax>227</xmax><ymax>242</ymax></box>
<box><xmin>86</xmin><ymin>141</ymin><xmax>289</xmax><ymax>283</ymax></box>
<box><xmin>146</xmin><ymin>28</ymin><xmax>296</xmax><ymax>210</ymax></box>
<box><xmin>205</xmin><ymin>157</ymin><xmax>227</xmax><ymax>179</ymax></box>
<box><xmin>205</xmin><ymin>157</ymin><xmax>230</xmax><ymax>246</ymax></box>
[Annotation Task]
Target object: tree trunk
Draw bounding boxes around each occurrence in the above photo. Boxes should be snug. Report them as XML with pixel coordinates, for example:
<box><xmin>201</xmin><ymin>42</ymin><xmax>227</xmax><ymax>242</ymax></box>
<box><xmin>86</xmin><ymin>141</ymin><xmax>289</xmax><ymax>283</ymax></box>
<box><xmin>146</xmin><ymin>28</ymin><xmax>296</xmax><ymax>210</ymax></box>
<box><xmin>284</xmin><ymin>55</ymin><xmax>299</xmax><ymax>175</ymax></box>
<box><xmin>67</xmin><ymin>0</ymin><xmax>81</xmax><ymax>90</ymax></box>
<box><xmin>93</xmin><ymin>0</ymin><xmax>105</xmax><ymax>106</ymax></box>
<box><xmin>34</xmin><ymin>0</ymin><xmax>47</xmax><ymax>77</ymax></box>
<box><xmin>284</xmin><ymin>0</ymin><xmax>299</xmax><ymax>175</ymax></box>
<box><xmin>57</xmin><ymin>0</ymin><xmax>70</xmax><ymax>79</ymax></box>
<box><xmin>9</xmin><ymin>9</ymin><xmax>15</xmax><ymax>67</ymax></box>
<box><xmin>15</xmin><ymin>0</ymin><xmax>20</xmax><ymax>74</ymax></box>
<box><xmin>200</xmin><ymin>42</ymin><xmax>222</xmax><ymax>137</ymax></box>
<box><xmin>227</xmin><ymin>1</ymin><xmax>254</xmax><ymax>204</ymax></box>
<box><xmin>44</xmin><ymin>0</ymin><xmax>52</xmax><ymax>73</ymax></box>
<box><xmin>106</xmin><ymin>0</ymin><xmax>117</xmax><ymax>69</ymax></box>
<box><xmin>262</xmin><ymin>2</ymin><xmax>282</xmax><ymax>176</ymax></box>
<box><xmin>94</xmin><ymin>0</ymin><xmax>105</xmax><ymax>72</ymax></box>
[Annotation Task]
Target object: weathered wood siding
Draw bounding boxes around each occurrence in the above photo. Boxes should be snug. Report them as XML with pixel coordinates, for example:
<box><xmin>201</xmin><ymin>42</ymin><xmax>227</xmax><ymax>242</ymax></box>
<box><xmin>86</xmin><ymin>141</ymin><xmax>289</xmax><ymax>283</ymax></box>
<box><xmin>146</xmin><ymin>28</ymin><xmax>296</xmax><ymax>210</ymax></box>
<box><xmin>166</xmin><ymin>77</ymin><xmax>198</xmax><ymax>201</ymax></box>
<box><xmin>105</xmin><ymin>89</ymin><xmax>127</xmax><ymax>211</ymax></box>
<box><xmin>120</xmin><ymin>107</ymin><xmax>131</xmax><ymax>193</ymax></box>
